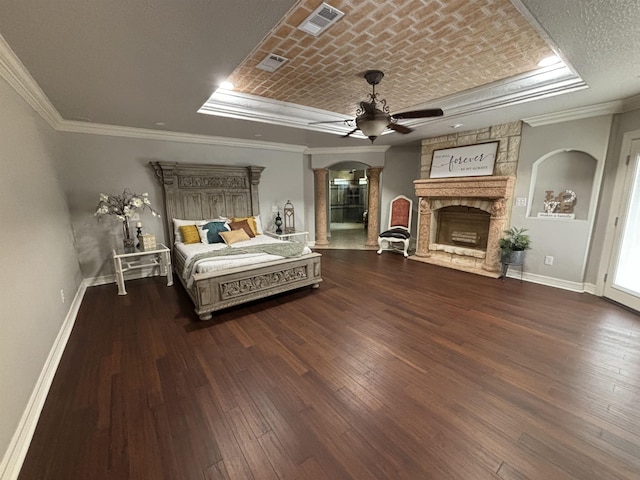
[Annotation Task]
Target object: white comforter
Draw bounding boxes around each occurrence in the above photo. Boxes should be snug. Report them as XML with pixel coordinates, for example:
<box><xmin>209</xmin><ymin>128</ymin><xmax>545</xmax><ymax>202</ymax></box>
<box><xmin>174</xmin><ymin>235</ymin><xmax>312</xmax><ymax>283</ymax></box>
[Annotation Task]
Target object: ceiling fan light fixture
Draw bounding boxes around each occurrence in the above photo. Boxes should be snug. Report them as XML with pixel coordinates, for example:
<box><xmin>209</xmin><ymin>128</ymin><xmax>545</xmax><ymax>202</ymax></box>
<box><xmin>356</xmin><ymin>113</ymin><xmax>390</xmax><ymax>142</ymax></box>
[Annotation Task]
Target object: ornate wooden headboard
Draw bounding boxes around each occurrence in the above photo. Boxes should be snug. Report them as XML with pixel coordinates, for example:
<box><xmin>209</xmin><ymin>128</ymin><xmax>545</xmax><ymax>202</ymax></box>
<box><xmin>151</xmin><ymin>162</ymin><xmax>265</xmax><ymax>244</ymax></box>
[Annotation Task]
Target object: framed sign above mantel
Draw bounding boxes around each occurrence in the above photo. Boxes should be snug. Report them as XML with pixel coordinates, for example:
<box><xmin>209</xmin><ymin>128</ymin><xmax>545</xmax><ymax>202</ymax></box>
<box><xmin>430</xmin><ymin>141</ymin><xmax>499</xmax><ymax>179</ymax></box>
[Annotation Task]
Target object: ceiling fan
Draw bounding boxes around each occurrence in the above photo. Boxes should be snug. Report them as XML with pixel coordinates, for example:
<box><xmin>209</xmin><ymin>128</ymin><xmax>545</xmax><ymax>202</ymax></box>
<box><xmin>316</xmin><ymin>70</ymin><xmax>444</xmax><ymax>143</ymax></box>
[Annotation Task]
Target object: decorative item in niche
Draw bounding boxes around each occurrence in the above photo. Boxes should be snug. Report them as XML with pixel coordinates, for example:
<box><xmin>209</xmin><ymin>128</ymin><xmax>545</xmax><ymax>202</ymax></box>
<box><xmin>283</xmin><ymin>200</ymin><xmax>295</xmax><ymax>233</ymax></box>
<box><xmin>94</xmin><ymin>189</ymin><xmax>160</xmax><ymax>252</ymax></box>
<box><xmin>430</xmin><ymin>141</ymin><xmax>498</xmax><ymax>178</ymax></box>
<box><xmin>539</xmin><ymin>189</ymin><xmax>577</xmax><ymax>219</ymax></box>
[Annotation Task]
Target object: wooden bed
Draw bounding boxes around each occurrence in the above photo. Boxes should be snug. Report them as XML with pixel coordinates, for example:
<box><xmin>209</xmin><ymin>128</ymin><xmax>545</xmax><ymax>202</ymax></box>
<box><xmin>151</xmin><ymin>161</ymin><xmax>322</xmax><ymax>320</ymax></box>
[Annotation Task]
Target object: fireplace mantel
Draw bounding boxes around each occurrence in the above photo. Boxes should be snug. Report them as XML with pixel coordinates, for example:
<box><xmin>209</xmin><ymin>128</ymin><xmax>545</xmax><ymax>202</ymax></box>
<box><xmin>410</xmin><ymin>176</ymin><xmax>516</xmax><ymax>278</ymax></box>
<box><xmin>414</xmin><ymin>176</ymin><xmax>515</xmax><ymax>199</ymax></box>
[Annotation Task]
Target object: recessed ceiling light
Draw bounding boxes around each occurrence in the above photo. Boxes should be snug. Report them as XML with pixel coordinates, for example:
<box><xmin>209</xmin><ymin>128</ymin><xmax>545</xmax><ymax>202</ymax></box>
<box><xmin>451</xmin><ymin>123</ymin><xmax>463</xmax><ymax>129</ymax></box>
<box><xmin>219</xmin><ymin>81</ymin><xmax>234</xmax><ymax>90</ymax></box>
<box><xmin>538</xmin><ymin>55</ymin><xmax>561</xmax><ymax>67</ymax></box>
<box><xmin>155</xmin><ymin>122</ymin><xmax>166</xmax><ymax>126</ymax></box>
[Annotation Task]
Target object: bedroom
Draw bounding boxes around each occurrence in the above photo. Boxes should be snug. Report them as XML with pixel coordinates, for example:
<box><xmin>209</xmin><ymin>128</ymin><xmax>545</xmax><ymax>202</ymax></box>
<box><xmin>2</xmin><ymin>0</ymin><xmax>640</xmax><ymax>478</ymax></box>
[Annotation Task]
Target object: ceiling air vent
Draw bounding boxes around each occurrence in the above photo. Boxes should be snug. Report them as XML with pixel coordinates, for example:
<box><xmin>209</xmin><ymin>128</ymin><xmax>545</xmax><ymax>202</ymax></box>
<box><xmin>257</xmin><ymin>53</ymin><xmax>289</xmax><ymax>72</ymax></box>
<box><xmin>298</xmin><ymin>2</ymin><xmax>344</xmax><ymax>36</ymax></box>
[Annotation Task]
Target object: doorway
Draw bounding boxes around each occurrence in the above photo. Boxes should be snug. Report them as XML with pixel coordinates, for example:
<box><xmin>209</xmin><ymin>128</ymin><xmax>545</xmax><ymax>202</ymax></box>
<box><xmin>329</xmin><ymin>164</ymin><xmax>368</xmax><ymax>249</ymax></box>
<box><xmin>603</xmin><ymin>136</ymin><xmax>640</xmax><ymax>311</ymax></box>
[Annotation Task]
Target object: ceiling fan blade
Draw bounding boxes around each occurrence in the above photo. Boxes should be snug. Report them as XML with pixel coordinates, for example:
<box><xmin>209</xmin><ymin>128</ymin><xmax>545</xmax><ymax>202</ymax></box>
<box><xmin>387</xmin><ymin>123</ymin><xmax>413</xmax><ymax>134</ymax></box>
<box><xmin>392</xmin><ymin>108</ymin><xmax>444</xmax><ymax>119</ymax></box>
<box><xmin>309</xmin><ymin>119</ymin><xmax>353</xmax><ymax>125</ymax></box>
<box><xmin>341</xmin><ymin>128</ymin><xmax>358</xmax><ymax>138</ymax></box>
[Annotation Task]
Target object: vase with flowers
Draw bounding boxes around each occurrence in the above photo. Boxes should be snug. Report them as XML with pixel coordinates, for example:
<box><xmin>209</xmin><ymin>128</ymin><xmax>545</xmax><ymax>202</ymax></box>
<box><xmin>95</xmin><ymin>189</ymin><xmax>160</xmax><ymax>252</ymax></box>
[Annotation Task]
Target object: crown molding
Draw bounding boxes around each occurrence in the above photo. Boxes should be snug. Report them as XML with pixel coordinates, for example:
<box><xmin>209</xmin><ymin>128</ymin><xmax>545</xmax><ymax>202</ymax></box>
<box><xmin>622</xmin><ymin>94</ymin><xmax>640</xmax><ymax>112</ymax></box>
<box><xmin>0</xmin><ymin>34</ymin><xmax>63</xmax><ymax>129</ymax></box>
<box><xmin>58</xmin><ymin>120</ymin><xmax>307</xmax><ymax>153</ymax></box>
<box><xmin>522</xmin><ymin>100</ymin><xmax>624</xmax><ymax>127</ymax></box>
<box><xmin>0</xmin><ymin>33</ymin><xmax>306</xmax><ymax>153</ymax></box>
<box><xmin>199</xmin><ymin>89</ymin><xmax>372</xmax><ymax>139</ymax></box>
<box><xmin>305</xmin><ymin>145</ymin><xmax>390</xmax><ymax>155</ymax></box>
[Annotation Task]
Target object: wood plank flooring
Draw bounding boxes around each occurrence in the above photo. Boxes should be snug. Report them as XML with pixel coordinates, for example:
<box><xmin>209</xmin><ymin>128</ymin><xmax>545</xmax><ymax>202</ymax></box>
<box><xmin>18</xmin><ymin>250</ymin><xmax>640</xmax><ymax>479</ymax></box>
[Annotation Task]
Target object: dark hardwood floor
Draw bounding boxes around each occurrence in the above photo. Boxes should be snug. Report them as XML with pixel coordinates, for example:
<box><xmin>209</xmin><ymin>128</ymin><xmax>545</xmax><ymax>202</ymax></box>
<box><xmin>18</xmin><ymin>250</ymin><xmax>640</xmax><ymax>479</ymax></box>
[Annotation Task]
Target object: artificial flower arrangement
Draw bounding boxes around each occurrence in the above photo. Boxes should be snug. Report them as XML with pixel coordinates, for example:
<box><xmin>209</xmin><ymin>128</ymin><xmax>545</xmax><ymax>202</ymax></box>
<box><xmin>95</xmin><ymin>189</ymin><xmax>160</xmax><ymax>220</ymax></box>
<box><xmin>94</xmin><ymin>189</ymin><xmax>160</xmax><ymax>250</ymax></box>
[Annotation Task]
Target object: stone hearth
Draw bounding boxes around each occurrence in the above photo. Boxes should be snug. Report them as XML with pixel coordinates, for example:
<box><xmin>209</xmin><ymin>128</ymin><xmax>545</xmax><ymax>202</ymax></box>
<box><xmin>410</xmin><ymin>176</ymin><xmax>515</xmax><ymax>277</ymax></box>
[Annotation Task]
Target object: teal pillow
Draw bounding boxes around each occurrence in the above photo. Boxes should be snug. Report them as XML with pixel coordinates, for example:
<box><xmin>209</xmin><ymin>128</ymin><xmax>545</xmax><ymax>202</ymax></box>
<box><xmin>203</xmin><ymin>221</ymin><xmax>228</xmax><ymax>243</ymax></box>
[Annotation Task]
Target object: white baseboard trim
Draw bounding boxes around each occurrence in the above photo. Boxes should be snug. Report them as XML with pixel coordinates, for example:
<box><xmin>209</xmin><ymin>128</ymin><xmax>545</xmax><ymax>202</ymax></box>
<box><xmin>85</xmin><ymin>267</ymin><xmax>162</xmax><ymax>288</ymax></box>
<box><xmin>583</xmin><ymin>283</ymin><xmax>598</xmax><ymax>295</ymax></box>
<box><xmin>84</xmin><ymin>274</ymin><xmax>115</xmax><ymax>286</ymax></box>
<box><xmin>505</xmin><ymin>270</ymin><xmax>590</xmax><ymax>293</ymax></box>
<box><xmin>0</xmin><ymin>281</ymin><xmax>87</xmax><ymax>480</ymax></box>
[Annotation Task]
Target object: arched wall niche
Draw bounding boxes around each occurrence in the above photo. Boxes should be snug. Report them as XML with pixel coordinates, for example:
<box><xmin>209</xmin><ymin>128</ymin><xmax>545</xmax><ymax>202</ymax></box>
<box><xmin>527</xmin><ymin>149</ymin><xmax>597</xmax><ymax>221</ymax></box>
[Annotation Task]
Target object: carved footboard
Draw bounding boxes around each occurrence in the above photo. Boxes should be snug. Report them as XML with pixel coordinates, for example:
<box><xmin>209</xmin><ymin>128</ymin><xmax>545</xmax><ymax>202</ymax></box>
<box><xmin>184</xmin><ymin>253</ymin><xmax>322</xmax><ymax>320</ymax></box>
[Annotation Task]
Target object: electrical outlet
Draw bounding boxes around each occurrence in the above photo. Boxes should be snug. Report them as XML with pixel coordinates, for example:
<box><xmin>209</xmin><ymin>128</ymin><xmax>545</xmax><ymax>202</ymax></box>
<box><xmin>515</xmin><ymin>197</ymin><xmax>527</xmax><ymax>207</ymax></box>
<box><xmin>544</xmin><ymin>256</ymin><xmax>554</xmax><ymax>266</ymax></box>
<box><xmin>271</xmin><ymin>205</ymin><xmax>279</xmax><ymax>213</ymax></box>
<box><xmin>60</xmin><ymin>289</ymin><xmax>65</xmax><ymax>303</ymax></box>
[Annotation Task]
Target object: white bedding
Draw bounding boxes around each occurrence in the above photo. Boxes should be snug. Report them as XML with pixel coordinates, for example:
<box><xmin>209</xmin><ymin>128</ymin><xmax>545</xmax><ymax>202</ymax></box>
<box><xmin>174</xmin><ymin>235</ymin><xmax>312</xmax><ymax>283</ymax></box>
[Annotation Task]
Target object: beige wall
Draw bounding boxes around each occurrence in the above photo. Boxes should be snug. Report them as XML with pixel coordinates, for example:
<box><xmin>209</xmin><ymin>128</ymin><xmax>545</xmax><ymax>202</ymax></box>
<box><xmin>0</xmin><ymin>78</ymin><xmax>82</xmax><ymax>466</ymax></box>
<box><xmin>515</xmin><ymin>116</ymin><xmax>612</xmax><ymax>284</ymax></box>
<box><xmin>58</xmin><ymin>133</ymin><xmax>309</xmax><ymax>279</ymax></box>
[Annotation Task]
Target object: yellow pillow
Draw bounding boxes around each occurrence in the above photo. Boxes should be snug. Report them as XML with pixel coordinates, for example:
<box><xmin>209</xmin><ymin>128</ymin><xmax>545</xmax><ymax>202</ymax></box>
<box><xmin>219</xmin><ymin>228</ymin><xmax>250</xmax><ymax>245</ymax></box>
<box><xmin>231</xmin><ymin>216</ymin><xmax>258</xmax><ymax>236</ymax></box>
<box><xmin>178</xmin><ymin>225</ymin><xmax>200</xmax><ymax>244</ymax></box>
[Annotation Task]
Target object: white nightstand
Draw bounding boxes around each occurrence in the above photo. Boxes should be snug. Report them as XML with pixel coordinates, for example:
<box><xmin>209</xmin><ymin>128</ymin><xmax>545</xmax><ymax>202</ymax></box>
<box><xmin>265</xmin><ymin>230</ymin><xmax>309</xmax><ymax>245</ymax></box>
<box><xmin>112</xmin><ymin>243</ymin><xmax>173</xmax><ymax>295</ymax></box>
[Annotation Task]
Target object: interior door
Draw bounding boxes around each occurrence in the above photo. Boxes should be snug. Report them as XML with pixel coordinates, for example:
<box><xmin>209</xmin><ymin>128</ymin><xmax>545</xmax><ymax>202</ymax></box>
<box><xmin>603</xmin><ymin>138</ymin><xmax>640</xmax><ymax>311</ymax></box>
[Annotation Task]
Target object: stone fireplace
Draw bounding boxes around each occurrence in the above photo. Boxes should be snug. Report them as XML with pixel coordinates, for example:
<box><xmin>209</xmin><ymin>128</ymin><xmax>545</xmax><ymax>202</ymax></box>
<box><xmin>410</xmin><ymin>176</ymin><xmax>515</xmax><ymax>277</ymax></box>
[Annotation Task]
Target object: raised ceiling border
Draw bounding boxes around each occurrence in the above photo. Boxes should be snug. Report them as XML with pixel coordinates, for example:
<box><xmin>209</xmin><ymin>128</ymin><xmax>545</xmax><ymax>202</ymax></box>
<box><xmin>2</xmin><ymin>32</ymin><xmax>639</xmax><ymax>149</ymax></box>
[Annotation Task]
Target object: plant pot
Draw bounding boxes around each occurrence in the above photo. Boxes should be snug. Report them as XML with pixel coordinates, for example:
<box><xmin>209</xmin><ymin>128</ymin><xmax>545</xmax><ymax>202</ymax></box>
<box><xmin>502</xmin><ymin>250</ymin><xmax>525</xmax><ymax>265</ymax></box>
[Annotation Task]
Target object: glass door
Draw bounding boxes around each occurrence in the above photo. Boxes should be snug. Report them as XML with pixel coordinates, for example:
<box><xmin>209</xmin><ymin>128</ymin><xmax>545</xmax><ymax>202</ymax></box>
<box><xmin>604</xmin><ymin>138</ymin><xmax>640</xmax><ymax>311</ymax></box>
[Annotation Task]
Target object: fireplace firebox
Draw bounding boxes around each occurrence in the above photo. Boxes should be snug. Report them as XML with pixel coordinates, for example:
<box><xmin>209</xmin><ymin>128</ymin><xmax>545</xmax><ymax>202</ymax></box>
<box><xmin>411</xmin><ymin>176</ymin><xmax>515</xmax><ymax>277</ymax></box>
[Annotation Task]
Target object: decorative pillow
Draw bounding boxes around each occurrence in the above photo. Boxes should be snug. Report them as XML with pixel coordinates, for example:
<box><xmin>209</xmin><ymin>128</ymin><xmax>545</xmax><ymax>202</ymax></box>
<box><xmin>197</xmin><ymin>225</ymin><xmax>209</xmax><ymax>243</ymax></box>
<box><xmin>179</xmin><ymin>225</ymin><xmax>201</xmax><ymax>244</ymax></box>
<box><xmin>202</xmin><ymin>221</ymin><xmax>230</xmax><ymax>244</ymax></box>
<box><xmin>219</xmin><ymin>228</ymin><xmax>250</xmax><ymax>245</ymax></box>
<box><xmin>231</xmin><ymin>216</ymin><xmax>262</xmax><ymax>235</ymax></box>
<box><xmin>229</xmin><ymin>219</ymin><xmax>255</xmax><ymax>238</ymax></box>
<box><xmin>173</xmin><ymin>218</ymin><xmax>205</xmax><ymax>242</ymax></box>
<box><xmin>253</xmin><ymin>215</ymin><xmax>263</xmax><ymax>235</ymax></box>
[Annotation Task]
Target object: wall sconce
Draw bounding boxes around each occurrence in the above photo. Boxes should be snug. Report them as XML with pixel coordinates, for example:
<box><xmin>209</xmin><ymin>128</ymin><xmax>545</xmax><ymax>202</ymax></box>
<box><xmin>283</xmin><ymin>200</ymin><xmax>295</xmax><ymax>233</ymax></box>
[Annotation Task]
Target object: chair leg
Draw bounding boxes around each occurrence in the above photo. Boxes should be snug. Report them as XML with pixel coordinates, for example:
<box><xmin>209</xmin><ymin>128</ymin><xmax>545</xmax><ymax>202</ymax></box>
<box><xmin>377</xmin><ymin>238</ymin><xmax>384</xmax><ymax>254</ymax></box>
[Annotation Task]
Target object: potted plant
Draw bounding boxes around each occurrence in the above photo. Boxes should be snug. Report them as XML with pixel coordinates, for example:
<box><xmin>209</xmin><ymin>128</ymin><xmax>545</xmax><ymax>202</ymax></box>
<box><xmin>499</xmin><ymin>227</ymin><xmax>531</xmax><ymax>265</ymax></box>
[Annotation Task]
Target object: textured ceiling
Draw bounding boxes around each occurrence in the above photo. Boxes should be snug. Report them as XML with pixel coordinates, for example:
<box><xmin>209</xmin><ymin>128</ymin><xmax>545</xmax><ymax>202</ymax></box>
<box><xmin>230</xmin><ymin>0</ymin><xmax>554</xmax><ymax>117</ymax></box>
<box><xmin>0</xmin><ymin>1</ymin><xmax>639</xmax><ymax>148</ymax></box>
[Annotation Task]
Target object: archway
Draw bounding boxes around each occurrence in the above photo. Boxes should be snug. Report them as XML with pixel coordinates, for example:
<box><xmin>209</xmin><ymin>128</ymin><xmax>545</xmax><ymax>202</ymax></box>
<box><xmin>313</xmin><ymin>163</ymin><xmax>382</xmax><ymax>249</ymax></box>
<box><xmin>328</xmin><ymin>162</ymin><xmax>368</xmax><ymax>249</ymax></box>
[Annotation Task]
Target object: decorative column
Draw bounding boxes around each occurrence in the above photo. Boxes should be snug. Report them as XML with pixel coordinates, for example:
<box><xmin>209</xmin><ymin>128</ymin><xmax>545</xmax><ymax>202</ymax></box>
<box><xmin>313</xmin><ymin>168</ymin><xmax>329</xmax><ymax>247</ymax></box>
<box><xmin>365</xmin><ymin>167</ymin><xmax>383</xmax><ymax>248</ymax></box>
<box><xmin>415</xmin><ymin>197</ymin><xmax>432</xmax><ymax>257</ymax></box>
<box><xmin>484</xmin><ymin>198</ymin><xmax>507</xmax><ymax>273</ymax></box>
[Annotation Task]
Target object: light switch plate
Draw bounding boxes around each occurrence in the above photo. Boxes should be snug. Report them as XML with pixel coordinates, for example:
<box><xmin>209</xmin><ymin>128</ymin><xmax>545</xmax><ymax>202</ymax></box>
<box><xmin>515</xmin><ymin>197</ymin><xmax>527</xmax><ymax>207</ymax></box>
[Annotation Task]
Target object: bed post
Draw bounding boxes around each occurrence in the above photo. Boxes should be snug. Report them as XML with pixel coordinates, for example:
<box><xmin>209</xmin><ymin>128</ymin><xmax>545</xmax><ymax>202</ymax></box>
<box><xmin>151</xmin><ymin>161</ymin><xmax>179</xmax><ymax>245</ymax></box>
<box><xmin>247</xmin><ymin>166</ymin><xmax>264</xmax><ymax>216</ymax></box>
